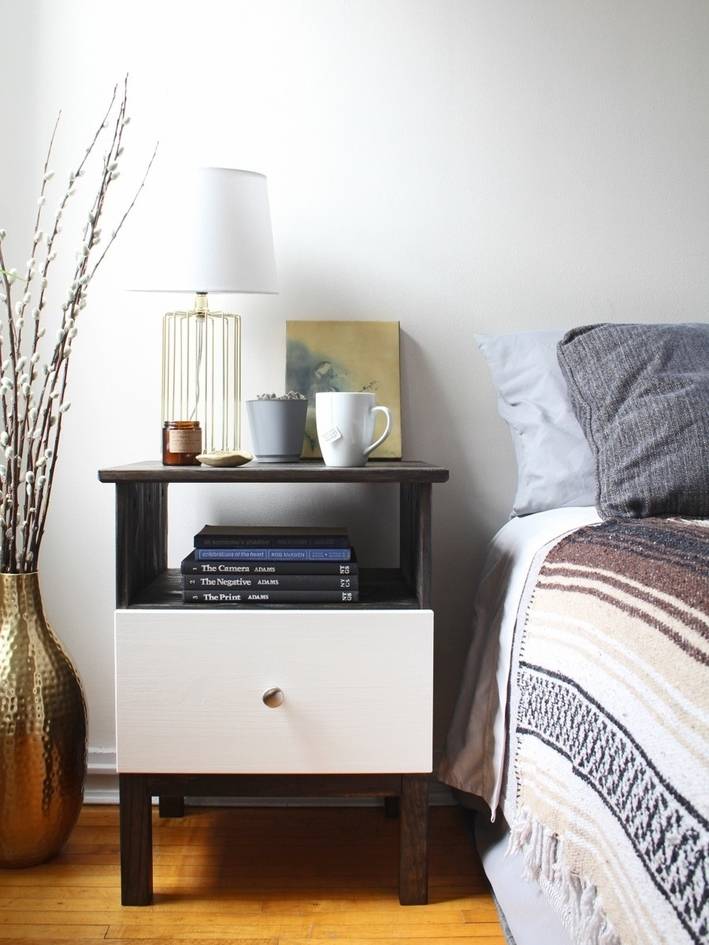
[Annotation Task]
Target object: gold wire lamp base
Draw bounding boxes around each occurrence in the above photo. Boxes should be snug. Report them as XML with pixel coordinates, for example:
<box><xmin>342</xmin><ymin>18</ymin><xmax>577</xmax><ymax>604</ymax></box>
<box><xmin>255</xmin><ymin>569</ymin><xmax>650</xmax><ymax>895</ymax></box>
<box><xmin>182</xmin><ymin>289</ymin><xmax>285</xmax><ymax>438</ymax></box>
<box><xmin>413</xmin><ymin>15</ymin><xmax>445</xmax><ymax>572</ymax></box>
<box><xmin>161</xmin><ymin>292</ymin><xmax>242</xmax><ymax>453</ymax></box>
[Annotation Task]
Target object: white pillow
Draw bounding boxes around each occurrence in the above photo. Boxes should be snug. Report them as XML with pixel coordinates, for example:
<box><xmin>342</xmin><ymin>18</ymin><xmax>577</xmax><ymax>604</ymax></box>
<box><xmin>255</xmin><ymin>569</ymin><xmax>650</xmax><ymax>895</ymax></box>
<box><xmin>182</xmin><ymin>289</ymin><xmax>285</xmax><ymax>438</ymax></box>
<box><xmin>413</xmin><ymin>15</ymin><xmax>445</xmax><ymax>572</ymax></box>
<box><xmin>476</xmin><ymin>330</ymin><xmax>596</xmax><ymax>516</ymax></box>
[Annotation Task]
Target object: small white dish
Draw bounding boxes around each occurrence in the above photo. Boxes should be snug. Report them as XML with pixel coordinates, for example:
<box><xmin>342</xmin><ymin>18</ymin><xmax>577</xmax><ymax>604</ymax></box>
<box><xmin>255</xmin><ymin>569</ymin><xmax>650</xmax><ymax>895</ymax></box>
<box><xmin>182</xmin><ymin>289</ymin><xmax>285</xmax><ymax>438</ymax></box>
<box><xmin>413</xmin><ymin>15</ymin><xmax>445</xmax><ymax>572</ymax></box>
<box><xmin>196</xmin><ymin>450</ymin><xmax>254</xmax><ymax>468</ymax></box>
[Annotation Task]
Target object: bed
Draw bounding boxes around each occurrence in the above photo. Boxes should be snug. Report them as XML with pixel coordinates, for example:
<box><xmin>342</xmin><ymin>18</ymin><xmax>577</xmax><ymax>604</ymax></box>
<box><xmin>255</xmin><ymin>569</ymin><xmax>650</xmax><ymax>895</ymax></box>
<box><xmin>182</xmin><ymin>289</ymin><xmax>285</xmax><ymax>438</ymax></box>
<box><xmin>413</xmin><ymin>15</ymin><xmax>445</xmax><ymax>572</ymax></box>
<box><xmin>439</xmin><ymin>323</ymin><xmax>709</xmax><ymax>945</ymax></box>
<box><xmin>440</xmin><ymin>507</ymin><xmax>708</xmax><ymax>945</ymax></box>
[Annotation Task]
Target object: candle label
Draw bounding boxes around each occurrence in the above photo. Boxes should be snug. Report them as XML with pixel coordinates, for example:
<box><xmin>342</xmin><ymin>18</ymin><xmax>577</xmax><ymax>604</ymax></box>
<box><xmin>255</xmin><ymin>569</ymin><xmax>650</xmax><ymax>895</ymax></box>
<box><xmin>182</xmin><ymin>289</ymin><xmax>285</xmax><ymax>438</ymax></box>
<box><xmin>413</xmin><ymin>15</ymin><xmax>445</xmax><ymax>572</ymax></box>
<box><xmin>168</xmin><ymin>428</ymin><xmax>202</xmax><ymax>453</ymax></box>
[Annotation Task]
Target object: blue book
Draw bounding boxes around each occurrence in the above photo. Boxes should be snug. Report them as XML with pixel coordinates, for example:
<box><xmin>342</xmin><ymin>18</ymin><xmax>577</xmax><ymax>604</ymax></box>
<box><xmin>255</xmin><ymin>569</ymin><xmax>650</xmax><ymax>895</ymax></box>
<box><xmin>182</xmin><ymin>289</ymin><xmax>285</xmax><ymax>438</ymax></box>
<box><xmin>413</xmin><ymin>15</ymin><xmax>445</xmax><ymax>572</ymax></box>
<box><xmin>195</xmin><ymin>547</ymin><xmax>352</xmax><ymax>562</ymax></box>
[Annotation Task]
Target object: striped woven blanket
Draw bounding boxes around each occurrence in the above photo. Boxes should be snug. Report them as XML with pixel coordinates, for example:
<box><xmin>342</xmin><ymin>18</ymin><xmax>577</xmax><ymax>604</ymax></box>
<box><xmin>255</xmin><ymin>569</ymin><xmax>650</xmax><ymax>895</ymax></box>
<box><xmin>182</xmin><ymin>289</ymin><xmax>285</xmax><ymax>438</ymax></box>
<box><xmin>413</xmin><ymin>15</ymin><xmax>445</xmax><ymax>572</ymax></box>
<box><xmin>509</xmin><ymin>518</ymin><xmax>708</xmax><ymax>945</ymax></box>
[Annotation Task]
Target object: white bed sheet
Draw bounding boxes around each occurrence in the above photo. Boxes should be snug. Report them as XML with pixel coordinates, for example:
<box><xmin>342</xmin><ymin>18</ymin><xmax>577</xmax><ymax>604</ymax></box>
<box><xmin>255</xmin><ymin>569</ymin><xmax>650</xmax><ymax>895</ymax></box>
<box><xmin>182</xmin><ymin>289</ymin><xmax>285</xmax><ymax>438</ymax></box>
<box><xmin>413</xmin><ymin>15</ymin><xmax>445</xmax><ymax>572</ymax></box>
<box><xmin>439</xmin><ymin>506</ymin><xmax>600</xmax><ymax>817</ymax></box>
<box><xmin>475</xmin><ymin>812</ymin><xmax>572</xmax><ymax>945</ymax></box>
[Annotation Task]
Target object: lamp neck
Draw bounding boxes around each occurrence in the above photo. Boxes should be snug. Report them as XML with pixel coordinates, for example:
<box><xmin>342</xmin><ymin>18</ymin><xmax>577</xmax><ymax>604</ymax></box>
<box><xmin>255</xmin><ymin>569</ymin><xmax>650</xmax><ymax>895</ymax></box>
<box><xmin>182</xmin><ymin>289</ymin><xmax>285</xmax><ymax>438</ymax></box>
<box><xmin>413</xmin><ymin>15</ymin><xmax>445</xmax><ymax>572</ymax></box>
<box><xmin>194</xmin><ymin>292</ymin><xmax>209</xmax><ymax>316</ymax></box>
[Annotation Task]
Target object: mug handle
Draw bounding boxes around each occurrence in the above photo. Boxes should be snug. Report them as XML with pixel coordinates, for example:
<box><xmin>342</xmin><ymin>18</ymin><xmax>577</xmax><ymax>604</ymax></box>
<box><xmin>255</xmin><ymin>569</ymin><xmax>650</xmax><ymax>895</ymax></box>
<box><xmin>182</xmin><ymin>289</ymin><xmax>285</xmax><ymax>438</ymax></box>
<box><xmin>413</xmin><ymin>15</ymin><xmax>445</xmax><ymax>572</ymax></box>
<box><xmin>364</xmin><ymin>406</ymin><xmax>392</xmax><ymax>457</ymax></box>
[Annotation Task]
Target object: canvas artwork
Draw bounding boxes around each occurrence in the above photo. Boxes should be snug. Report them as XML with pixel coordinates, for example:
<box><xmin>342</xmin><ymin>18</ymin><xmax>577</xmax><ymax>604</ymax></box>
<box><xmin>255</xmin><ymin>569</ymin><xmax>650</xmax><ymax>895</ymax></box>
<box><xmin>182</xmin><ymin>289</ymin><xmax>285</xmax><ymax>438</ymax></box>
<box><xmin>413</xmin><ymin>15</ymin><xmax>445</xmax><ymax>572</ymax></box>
<box><xmin>286</xmin><ymin>320</ymin><xmax>402</xmax><ymax>459</ymax></box>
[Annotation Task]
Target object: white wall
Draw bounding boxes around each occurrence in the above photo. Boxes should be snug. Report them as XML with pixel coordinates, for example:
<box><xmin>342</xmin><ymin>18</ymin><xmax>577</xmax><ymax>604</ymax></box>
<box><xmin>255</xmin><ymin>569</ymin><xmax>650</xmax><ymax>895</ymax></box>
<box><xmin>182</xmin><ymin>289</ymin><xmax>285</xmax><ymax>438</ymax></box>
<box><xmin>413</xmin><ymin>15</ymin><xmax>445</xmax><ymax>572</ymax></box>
<box><xmin>1</xmin><ymin>0</ymin><xmax>708</xmax><ymax>774</ymax></box>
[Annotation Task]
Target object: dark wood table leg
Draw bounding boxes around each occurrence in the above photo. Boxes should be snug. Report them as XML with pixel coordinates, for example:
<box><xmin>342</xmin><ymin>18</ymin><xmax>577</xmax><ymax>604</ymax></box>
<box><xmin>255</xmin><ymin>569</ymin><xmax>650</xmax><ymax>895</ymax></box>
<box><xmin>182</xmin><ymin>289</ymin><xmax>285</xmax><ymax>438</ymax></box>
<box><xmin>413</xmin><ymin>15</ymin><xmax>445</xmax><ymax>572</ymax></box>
<box><xmin>119</xmin><ymin>774</ymin><xmax>153</xmax><ymax>906</ymax></box>
<box><xmin>399</xmin><ymin>774</ymin><xmax>429</xmax><ymax>905</ymax></box>
<box><xmin>158</xmin><ymin>795</ymin><xmax>185</xmax><ymax>818</ymax></box>
<box><xmin>384</xmin><ymin>796</ymin><xmax>400</xmax><ymax>819</ymax></box>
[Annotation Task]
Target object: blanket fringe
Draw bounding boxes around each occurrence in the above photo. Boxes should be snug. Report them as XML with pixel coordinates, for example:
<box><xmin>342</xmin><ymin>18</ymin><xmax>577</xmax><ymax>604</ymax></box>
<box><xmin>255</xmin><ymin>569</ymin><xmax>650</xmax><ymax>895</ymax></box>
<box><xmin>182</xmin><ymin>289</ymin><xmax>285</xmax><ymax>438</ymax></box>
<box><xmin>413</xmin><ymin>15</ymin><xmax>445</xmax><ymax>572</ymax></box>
<box><xmin>508</xmin><ymin>808</ymin><xmax>621</xmax><ymax>945</ymax></box>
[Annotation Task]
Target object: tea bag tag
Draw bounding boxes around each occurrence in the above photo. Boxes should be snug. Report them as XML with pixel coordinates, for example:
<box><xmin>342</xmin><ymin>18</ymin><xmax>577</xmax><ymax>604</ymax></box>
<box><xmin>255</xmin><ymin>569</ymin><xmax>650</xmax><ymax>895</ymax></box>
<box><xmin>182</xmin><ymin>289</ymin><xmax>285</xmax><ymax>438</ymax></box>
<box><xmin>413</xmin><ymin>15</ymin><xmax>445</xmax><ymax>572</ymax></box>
<box><xmin>321</xmin><ymin>426</ymin><xmax>343</xmax><ymax>443</ymax></box>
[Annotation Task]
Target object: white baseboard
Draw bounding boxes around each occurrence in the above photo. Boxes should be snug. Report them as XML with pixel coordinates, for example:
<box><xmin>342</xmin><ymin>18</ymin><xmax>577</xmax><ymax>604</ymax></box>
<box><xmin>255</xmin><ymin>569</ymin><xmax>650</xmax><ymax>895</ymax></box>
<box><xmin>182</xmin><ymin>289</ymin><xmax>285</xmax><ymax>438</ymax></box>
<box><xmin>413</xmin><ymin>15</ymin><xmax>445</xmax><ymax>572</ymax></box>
<box><xmin>85</xmin><ymin>747</ymin><xmax>455</xmax><ymax>807</ymax></box>
<box><xmin>85</xmin><ymin>748</ymin><xmax>119</xmax><ymax>804</ymax></box>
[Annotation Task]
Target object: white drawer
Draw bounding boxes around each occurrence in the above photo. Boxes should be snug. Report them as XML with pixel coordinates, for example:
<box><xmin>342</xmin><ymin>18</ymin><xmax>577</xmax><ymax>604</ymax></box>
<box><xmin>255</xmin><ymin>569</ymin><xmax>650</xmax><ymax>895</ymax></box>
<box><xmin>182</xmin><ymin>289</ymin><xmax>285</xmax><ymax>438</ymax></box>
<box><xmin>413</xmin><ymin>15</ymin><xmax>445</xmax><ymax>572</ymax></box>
<box><xmin>115</xmin><ymin>609</ymin><xmax>433</xmax><ymax>774</ymax></box>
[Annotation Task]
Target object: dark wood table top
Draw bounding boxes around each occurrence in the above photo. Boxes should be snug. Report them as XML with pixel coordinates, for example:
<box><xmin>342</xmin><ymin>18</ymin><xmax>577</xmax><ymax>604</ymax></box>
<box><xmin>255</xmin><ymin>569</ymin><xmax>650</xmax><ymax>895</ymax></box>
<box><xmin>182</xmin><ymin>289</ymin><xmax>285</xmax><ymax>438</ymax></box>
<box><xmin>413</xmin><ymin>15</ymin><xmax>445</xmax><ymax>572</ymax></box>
<box><xmin>98</xmin><ymin>459</ymin><xmax>450</xmax><ymax>485</ymax></box>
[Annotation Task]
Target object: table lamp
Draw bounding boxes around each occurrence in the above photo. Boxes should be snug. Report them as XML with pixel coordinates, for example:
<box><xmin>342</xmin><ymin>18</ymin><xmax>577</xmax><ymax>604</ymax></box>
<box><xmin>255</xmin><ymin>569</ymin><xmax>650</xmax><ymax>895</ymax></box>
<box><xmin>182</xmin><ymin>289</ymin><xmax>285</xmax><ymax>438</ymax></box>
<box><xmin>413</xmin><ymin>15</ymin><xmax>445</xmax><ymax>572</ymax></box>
<box><xmin>135</xmin><ymin>166</ymin><xmax>277</xmax><ymax>458</ymax></box>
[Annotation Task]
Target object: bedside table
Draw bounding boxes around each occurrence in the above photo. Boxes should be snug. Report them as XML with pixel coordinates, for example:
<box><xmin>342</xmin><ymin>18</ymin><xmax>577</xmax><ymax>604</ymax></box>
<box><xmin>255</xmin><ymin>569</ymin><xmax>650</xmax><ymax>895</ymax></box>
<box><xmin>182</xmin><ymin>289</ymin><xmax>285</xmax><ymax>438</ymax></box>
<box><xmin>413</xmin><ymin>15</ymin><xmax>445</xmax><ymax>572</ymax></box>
<box><xmin>98</xmin><ymin>459</ymin><xmax>449</xmax><ymax>906</ymax></box>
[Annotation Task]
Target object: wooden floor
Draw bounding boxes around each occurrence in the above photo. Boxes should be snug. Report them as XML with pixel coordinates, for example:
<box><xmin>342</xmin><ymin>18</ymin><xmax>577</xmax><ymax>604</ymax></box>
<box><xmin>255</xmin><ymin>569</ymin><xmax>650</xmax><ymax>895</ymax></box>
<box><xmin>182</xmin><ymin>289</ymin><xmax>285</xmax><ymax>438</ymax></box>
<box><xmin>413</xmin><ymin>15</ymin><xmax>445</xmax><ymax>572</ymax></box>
<box><xmin>0</xmin><ymin>804</ymin><xmax>506</xmax><ymax>945</ymax></box>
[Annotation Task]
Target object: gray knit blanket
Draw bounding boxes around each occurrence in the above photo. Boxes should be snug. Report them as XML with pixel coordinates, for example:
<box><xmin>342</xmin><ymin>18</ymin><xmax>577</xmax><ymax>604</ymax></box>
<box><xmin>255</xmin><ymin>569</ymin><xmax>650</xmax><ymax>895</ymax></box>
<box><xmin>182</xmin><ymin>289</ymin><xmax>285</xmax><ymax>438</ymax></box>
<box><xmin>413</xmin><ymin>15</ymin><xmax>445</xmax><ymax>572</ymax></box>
<box><xmin>509</xmin><ymin>518</ymin><xmax>708</xmax><ymax>945</ymax></box>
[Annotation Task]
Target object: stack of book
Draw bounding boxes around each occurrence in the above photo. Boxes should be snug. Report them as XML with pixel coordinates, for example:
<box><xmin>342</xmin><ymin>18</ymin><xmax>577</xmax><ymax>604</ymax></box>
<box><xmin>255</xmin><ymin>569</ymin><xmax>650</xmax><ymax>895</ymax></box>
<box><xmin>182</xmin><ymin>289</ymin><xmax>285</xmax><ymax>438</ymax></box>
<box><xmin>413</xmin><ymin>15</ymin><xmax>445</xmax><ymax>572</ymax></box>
<box><xmin>181</xmin><ymin>526</ymin><xmax>359</xmax><ymax>604</ymax></box>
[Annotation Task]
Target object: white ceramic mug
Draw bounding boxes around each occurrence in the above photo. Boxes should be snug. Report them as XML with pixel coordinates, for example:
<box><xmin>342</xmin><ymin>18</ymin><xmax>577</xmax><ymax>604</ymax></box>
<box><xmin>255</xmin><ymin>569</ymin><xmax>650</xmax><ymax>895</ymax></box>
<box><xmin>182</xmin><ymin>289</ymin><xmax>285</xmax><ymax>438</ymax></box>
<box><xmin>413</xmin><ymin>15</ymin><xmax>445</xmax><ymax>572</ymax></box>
<box><xmin>316</xmin><ymin>392</ymin><xmax>392</xmax><ymax>467</ymax></box>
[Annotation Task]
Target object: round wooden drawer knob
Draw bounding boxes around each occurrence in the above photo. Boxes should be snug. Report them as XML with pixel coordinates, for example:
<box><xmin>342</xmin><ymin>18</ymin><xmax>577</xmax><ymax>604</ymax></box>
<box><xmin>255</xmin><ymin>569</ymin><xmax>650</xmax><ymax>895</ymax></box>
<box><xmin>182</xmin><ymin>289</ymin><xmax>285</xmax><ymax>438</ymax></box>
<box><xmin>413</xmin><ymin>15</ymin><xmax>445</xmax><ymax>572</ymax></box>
<box><xmin>262</xmin><ymin>687</ymin><xmax>285</xmax><ymax>708</ymax></box>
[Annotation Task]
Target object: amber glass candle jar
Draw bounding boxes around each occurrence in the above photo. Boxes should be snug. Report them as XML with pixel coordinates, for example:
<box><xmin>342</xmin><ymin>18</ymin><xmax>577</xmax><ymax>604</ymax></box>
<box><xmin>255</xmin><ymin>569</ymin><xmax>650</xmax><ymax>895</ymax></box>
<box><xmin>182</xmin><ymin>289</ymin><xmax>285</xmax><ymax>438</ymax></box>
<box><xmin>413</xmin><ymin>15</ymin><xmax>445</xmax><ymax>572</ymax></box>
<box><xmin>162</xmin><ymin>420</ymin><xmax>202</xmax><ymax>466</ymax></box>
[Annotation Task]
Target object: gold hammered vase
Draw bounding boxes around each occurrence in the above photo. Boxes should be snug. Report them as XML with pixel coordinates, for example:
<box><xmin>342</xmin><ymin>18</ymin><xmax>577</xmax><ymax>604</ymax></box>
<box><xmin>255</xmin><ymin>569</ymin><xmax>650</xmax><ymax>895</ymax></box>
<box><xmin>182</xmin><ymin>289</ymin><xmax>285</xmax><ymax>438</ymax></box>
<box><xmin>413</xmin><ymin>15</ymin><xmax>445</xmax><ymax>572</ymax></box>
<box><xmin>0</xmin><ymin>572</ymin><xmax>86</xmax><ymax>867</ymax></box>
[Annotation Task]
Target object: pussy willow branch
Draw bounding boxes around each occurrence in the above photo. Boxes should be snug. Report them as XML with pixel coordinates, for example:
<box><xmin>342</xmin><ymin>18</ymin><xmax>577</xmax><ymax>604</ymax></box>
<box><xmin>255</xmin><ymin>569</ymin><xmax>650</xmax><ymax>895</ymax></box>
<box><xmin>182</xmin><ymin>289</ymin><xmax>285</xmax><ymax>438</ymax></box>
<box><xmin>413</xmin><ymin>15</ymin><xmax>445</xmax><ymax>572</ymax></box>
<box><xmin>17</xmin><ymin>91</ymin><xmax>124</xmax><ymax>570</ymax></box>
<box><xmin>30</xmin><ymin>88</ymin><xmax>117</xmax><ymax>348</ymax></box>
<box><xmin>30</xmin><ymin>91</ymin><xmax>126</xmax><ymax>467</ymax></box>
<box><xmin>22</xmin><ymin>86</ymin><xmax>119</xmax><ymax>453</ymax></box>
<box><xmin>15</xmin><ymin>111</ymin><xmax>61</xmax><ymax>355</ymax></box>
<box><xmin>29</xmin><ymin>87</ymin><xmax>159</xmax><ymax>568</ymax></box>
<box><xmin>88</xmin><ymin>147</ymin><xmax>158</xmax><ymax>283</ymax></box>
<box><xmin>0</xmin><ymin>241</ymin><xmax>21</xmax><ymax>567</ymax></box>
<box><xmin>0</xmin><ymin>242</ymin><xmax>15</xmax><ymax>565</ymax></box>
<box><xmin>0</xmin><ymin>76</ymin><xmax>156</xmax><ymax>572</ymax></box>
<box><xmin>13</xmin><ymin>111</ymin><xmax>63</xmax><ymax>562</ymax></box>
<box><xmin>28</xmin><ymin>83</ymin><xmax>130</xmax><ymax>567</ymax></box>
<box><xmin>24</xmin><ymin>84</ymin><xmax>129</xmax><ymax>569</ymax></box>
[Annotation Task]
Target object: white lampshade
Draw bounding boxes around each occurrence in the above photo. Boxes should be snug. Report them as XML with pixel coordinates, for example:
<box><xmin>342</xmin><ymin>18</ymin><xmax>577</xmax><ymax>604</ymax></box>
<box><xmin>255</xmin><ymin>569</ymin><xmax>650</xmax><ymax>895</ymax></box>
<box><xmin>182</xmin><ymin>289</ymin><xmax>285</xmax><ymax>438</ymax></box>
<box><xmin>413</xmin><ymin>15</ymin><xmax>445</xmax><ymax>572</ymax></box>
<box><xmin>133</xmin><ymin>166</ymin><xmax>277</xmax><ymax>294</ymax></box>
